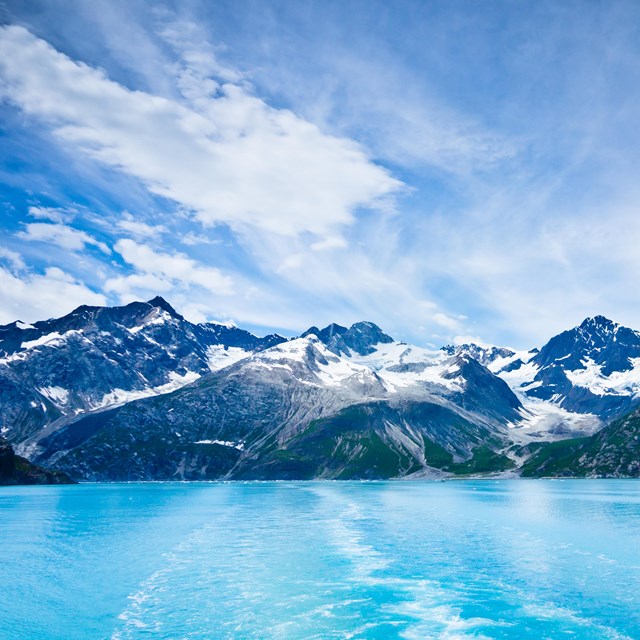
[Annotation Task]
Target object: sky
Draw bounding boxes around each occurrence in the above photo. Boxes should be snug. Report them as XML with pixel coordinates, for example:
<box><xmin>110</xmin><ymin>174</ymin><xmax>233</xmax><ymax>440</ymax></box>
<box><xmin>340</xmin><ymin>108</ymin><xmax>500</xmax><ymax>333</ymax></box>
<box><xmin>1</xmin><ymin>0</ymin><xmax>640</xmax><ymax>349</ymax></box>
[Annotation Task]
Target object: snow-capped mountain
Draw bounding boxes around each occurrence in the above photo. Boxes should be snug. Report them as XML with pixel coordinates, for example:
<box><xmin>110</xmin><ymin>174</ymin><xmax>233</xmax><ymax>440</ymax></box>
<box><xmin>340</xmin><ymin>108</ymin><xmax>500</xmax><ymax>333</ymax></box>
<box><xmin>441</xmin><ymin>343</ymin><xmax>521</xmax><ymax>368</ymax></box>
<box><xmin>300</xmin><ymin>321</ymin><xmax>394</xmax><ymax>356</ymax></box>
<box><xmin>442</xmin><ymin>316</ymin><xmax>640</xmax><ymax>440</ymax></box>
<box><xmin>29</xmin><ymin>328</ymin><xmax>522</xmax><ymax>481</ymax></box>
<box><xmin>0</xmin><ymin>297</ymin><xmax>284</xmax><ymax>442</ymax></box>
<box><xmin>5</xmin><ymin>300</ymin><xmax>640</xmax><ymax>480</ymax></box>
<box><xmin>469</xmin><ymin>317</ymin><xmax>640</xmax><ymax>424</ymax></box>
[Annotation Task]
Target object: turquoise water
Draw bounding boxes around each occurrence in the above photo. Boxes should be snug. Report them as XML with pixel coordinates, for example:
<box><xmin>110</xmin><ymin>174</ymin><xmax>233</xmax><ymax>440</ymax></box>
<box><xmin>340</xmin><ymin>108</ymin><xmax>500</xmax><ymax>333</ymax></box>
<box><xmin>1</xmin><ymin>481</ymin><xmax>639</xmax><ymax>639</ymax></box>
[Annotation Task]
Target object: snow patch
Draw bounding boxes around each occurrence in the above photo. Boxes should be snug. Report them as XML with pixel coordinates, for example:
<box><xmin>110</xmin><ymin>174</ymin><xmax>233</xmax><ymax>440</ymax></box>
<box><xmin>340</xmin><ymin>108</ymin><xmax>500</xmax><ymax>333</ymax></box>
<box><xmin>315</xmin><ymin>357</ymin><xmax>377</xmax><ymax>388</ymax></box>
<box><xmin>93</xmin><ymin>371</ymin><xmax>201</xmax><ymax>411</ymax></box>
<box><xmin>498</xmin><ymin>360</ymin><xmax>540</xmax><ymax>389</ymax></box>
<box><xmin>19</xmin><ymin>329</ymin><xmax>85</xmax><ymax>351</ymax></box>
<box><xmin>488</xmin><ymin>349</ymin><xmax>535</xmax><ymax>374</ymax></box>
<box><xmin>254</xmin><ymin>338</ymin><xmax>310</xmax><ymax>363</ymax></box>
<box><xmin>564</xmin><ymin>357</ymin><xmax>640</xmax><ymax>397</ymax></box>
<box><xmin>351</xmin><ymin>342</ymin><xmax>466</xmax><ymax>392</ymax></box>
<box><xmin>38</xmin><ymin>386</ymin><xmax>69</xmax><ymax>405</ymax></box>
<box><xmin>206</xmin><ymin>345</ymin><xmax>250</xmax><ymax>371</ymax></box>
<box><xmin>194</xmin><ymin>439</ymin><xmax>244</xmax><ymax>450</ymax></box>
<box><xmin>21</xmin><ymin>331</ymin><xmax>64</xmax><ymax>350</ymax></box>
<box><xmin>508</xmin><ymin>396</ymin><xmax>602</xmax><ymax>442</ymax></box>
<box><xmin>127</xmin><ymin>310</ymin><xmax>173</xmax><ymax>334</ymax></box>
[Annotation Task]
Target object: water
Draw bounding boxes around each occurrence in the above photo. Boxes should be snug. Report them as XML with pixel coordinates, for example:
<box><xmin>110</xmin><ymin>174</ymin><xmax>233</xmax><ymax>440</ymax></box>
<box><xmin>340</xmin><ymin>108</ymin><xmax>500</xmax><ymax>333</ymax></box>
<box><xmin>1</xmin><ymin>481</ymin><xmax>639</xmax><ymax>639</ymax></box>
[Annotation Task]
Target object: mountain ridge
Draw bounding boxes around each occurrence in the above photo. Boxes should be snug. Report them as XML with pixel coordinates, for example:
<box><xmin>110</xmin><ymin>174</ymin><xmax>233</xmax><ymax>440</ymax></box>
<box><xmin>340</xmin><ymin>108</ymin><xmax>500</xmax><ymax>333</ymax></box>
<box><xmin>2</xmin><ymin>300</ymin><xmax>640</xmax><ymax>481</ymax></box>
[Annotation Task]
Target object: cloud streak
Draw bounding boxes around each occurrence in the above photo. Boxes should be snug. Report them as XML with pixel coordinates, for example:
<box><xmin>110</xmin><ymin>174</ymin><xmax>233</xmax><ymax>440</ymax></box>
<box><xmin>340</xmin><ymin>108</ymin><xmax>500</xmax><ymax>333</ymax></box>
<box><xmin>2</xmin><ymin>3</ymin><xmax>640</xmax><ymax>348</ymax></box>
<box><xmin>0</xmin><ymin>261</ymin><xmax>106</xmax><ymax>324</ymax></box>
<box><xmin>17</xmin><ymin>223</ymin><xmax>111</xmax><ymax>254</ymax></box>
<box><xmin>0</xmin><ymin>25</ymin><xmax>401</xmax><ymax>238</ymax></box>
<box><xmin>106</xmin><ymin>238</ymin><xmax>234</xmax><ymax>302</ymax></box>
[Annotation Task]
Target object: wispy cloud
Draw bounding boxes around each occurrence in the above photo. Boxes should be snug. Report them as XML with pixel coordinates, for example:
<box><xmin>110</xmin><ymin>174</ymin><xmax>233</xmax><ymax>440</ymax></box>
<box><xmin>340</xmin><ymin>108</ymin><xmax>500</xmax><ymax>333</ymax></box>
<box><xmin>0</xmin><ymin>262</ymin><xmax>106</xmax><ymax>324</ymax></box>
<box><xmin>27</xmin><ymin>205</ymin><xmax>76</xmax><ymax>224</ymax></box>
<box><xmin>117</xmin><ymin>213</ymin><xmax>167</xmax><ymax>239</ymax></box>
<box><xmin>0</xmin><ymin>246</ymin><xmax>26</xmax><ymax>272</ymax></box>
<box><xmin>0</xmin><ymin>25</ymin><xmax>401</xmax><ymax>239</ymax></box>
<box><xmin>105</xmin><ymin>238</ymin><xmax>234</xmax><ymax>306</ymax></box>
<box><xmin>1</xmin><ymin>3</ymin><xmax>640</xmax><ymax>347</ymax></box>
<box><xmin>17</xmin><ymin>223</ymin><xmax>111</xmax><ymax>254</ymax></box>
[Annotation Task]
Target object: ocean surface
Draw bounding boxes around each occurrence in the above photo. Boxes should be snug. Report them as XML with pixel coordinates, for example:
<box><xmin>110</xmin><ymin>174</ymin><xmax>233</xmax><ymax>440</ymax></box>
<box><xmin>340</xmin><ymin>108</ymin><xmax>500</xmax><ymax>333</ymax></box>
<box><xmin>1</xmin><ymin>481</ymin><xmax>639</xmax><ymax>639</ymax></box>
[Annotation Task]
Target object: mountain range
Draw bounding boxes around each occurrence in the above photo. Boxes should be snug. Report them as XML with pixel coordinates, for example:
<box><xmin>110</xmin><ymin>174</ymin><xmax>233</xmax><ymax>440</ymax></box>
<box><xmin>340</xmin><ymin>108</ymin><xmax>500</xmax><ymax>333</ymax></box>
<box><xmin>2</xmin><ymin>297</ymin><xmax>640</xmax><ymax>482</ymax></box>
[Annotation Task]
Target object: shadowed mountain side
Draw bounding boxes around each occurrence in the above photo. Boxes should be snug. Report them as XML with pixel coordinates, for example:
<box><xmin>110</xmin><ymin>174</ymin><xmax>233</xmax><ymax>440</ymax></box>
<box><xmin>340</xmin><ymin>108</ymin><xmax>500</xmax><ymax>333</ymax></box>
<box><xmin>0</xmin><ymin>436</ymin><xmax>74</xmax><ymax>485</ymax></box>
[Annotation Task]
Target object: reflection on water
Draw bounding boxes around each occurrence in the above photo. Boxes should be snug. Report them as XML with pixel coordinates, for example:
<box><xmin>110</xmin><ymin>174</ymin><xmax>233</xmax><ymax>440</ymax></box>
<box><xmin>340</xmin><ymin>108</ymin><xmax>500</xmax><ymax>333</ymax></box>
<box><xmin>1</xmin><ymin>480</ymin><xmax>639</xmax><ymax>639</ymax></box>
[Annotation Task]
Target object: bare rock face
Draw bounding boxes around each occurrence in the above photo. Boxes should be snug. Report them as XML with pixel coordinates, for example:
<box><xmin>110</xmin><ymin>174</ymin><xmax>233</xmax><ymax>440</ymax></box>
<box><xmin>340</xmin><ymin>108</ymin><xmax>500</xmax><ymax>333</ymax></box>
<box><xmin>0</xmin><ymin>296</ymin><xmax>286</xmax><ymax>443</ymax></box>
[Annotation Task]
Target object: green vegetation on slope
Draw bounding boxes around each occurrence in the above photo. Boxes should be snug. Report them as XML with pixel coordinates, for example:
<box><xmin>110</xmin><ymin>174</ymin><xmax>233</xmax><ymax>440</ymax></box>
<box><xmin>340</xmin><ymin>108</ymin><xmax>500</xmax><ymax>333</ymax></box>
<box><xmin>448</xmin><ymin>445</ymin><xmax>516</xmax><ymax>475</ymax></box>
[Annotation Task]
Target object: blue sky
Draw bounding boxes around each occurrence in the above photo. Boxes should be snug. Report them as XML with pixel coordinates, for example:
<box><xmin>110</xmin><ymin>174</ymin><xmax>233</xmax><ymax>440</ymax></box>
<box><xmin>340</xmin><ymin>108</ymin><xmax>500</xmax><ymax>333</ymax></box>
<box><xmin>1</xmin><ymin>0</ymin><xmax>640</xmax><ymax>348</ymax></box>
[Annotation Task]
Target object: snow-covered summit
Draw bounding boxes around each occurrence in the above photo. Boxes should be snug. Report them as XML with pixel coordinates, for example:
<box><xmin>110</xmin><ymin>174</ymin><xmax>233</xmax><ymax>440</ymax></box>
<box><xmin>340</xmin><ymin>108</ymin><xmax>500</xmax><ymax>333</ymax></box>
<box><xmin>300</xmin><ymin>321</ymin><xmax>393</xmax><ymax>356</ymax></box>
<box><xmin>476</xmin><ymin>316</ymin><xmax>640</xmax><ymax>423</ymax></box>
<box><xmin>0</xmin><ymin>297</ymin><xmax>286</xmax><ymax>443</ymax></box>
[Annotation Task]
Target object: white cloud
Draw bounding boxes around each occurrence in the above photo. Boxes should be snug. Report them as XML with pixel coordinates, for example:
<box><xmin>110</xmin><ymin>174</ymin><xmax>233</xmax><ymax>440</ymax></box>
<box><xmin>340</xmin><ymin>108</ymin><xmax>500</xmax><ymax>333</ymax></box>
<box><xmin>106</xmin><ymin>238</ymin><xmax>233</xmax><ymax>298</ymax></box>
<box><xmin>220</xmin><ymin>221</ymin><xmax>463</xmax><ymax>339</ymax></box>
<box><xmin>117</xmin><ymin>214</ymin><xmax>167</xmax><ymax>238</ymax></box>
<box><xmin>103</xmin><ymin>271</ymin><xmax>173</xmax><ymax>298</ymax></box>
<box><xmin>17</xmin><ymin>223</ymin><xmax>111</xmax><ymax>254</ymax></box>
<box><xmin>432</xmin><ymin>312</ymin><xmax>463</xmax><ymax>331</ymax></box>
<box><xmin>179</xmin><ymin>231</ymin><xmax>221</xmax><ymax>246</ymax></box>
<box><xmin>310</xmin><ymin>236</ymin><xmax>348</xmax><ymax>251</ymax></box>
<box><xmin>27</xmin><ymin>205</ymin><xmax>75</xmax><ymax>223</ymax></box>
<box><xmin>0</xmin><ymin>25</ymin><xmax>402</xmax><ymax>238</ymax></box>
<box><xmin>243</xmin><ymin>20</ymin><xmax>515</xmax><ymax>177</ymax></box>
<box><xmin>0</xmin><ymin>246</ymin><xmax>26</xmax><ymax>272</ymax></box>
<box><xmin>0</xmin><ymin>266</ymin><xmax>106</xmax><ymax>324</ymax></box>
<box><xmin>159</xmin><ymin>19</ymin><xmax>244</xmax><ymax>104</ymax></box>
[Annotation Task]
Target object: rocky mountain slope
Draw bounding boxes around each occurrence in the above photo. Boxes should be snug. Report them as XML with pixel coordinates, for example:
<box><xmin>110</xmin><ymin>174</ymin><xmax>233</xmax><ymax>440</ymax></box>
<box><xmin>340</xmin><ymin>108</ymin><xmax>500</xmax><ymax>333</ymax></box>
<box><xmin>445</xmin><ymin>316</ymin><xmax>640</xmax><ymax>443</ymax></box>
<box><xmin>519</xmin><ymin>405</ymin><xmax>640</xmax><ymax>478</ymax></box>
<box><xmin>510</xmin><ymin>316</ymin><xmax>640</xmax><ymax>419</ymax></box>
<box><xmin>3</xmin><ymin>299</ymin><xmax>640</xmax><ymax>480</ymax></box>
<box><xmin>0</xmin><ymin>436</ymin><xmax>73</xmax><ymax>485</ymax></box>
<box><xmin>28</xmin><ymin>331</ymin><xmax>522</xmax><ymax>480</ymax></box>
<box><xmin>0</xmin><ymin>296</ymin><xmax>284</xmax><ymax>443</ymax></box>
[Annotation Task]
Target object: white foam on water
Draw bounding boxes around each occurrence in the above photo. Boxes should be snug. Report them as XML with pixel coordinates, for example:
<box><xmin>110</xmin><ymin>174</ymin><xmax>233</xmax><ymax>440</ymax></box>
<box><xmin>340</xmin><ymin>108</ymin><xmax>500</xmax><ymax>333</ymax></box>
<box><xmin>521</xmin><ymin>601</ymin><xmax>633</xmax><ymax>640</ymax></box>
<box><xmin>312</xmin><ymin>486</ymin><xmax>504</xmax><ymax>640</ymax></box>
<box><xmin>326</xmin><ymin>502</ymin><xmax>390</xmax><ymax>579</ymax></box>
<box><xmin>111</xmin><ymin>521</ymin><xmax>218</xmax><ymax>639</ymax></box>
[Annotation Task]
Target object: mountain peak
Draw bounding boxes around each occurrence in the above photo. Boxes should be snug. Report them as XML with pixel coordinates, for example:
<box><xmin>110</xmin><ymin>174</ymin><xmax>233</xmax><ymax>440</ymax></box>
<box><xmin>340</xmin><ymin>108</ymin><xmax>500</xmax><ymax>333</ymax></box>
<box><xmin>347</xmin><ymin>321</ymin><xmax>394</xmax><ymax>345</ymax></box>
<box><xmin>579</xmin><ymin>315</ymin><xmax>617</xmax><ymax>331</ymax></box>
<box><xmin>530</xmin><ymin>314</ymin><xmax>640</xmax><ymax>386</ymax></box>
<box><xmin>302</xmin><ymin>320</ymin><xmax>393</xmax><ymax>356</ymax></box>
<box><xmin>441</xmin><ymin>343</ymin><xmax>516</xmax><ymax>368</ymax></box>
<box><xmin>146</xmin><ymin>296</ymin><xmax>183</xmax><ymax>320</ymax></box>
<box><xmin>300</xmin><ymin>323</ymin><xmax>348</xmax><ymax>342</ymax></box>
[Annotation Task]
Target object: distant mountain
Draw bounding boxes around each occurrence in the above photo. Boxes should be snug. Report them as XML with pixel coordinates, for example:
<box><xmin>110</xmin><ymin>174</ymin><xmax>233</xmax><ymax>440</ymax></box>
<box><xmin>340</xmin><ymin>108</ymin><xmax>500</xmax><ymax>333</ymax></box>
<box><xmin>29</xmin><ymin>333</ymin><xmax>522</xmax><ymax>480</ymax></box>
<box><xmin>0</xmin><ymin>296</ymin><xmax>285</xmax><ymax>443</ymax></box>
<box><xmin>301</xmin><ymin>321</ymin><xmax>394</xmax><ymax>356</ymax></box>
<box><xmin>4</xmin><ymin>301</ymin><xmax>640</xmax><ymax>480</ymax></box>
<box><xmin>441</xmin><ymin>343</ymin><xmax>519</xmax><ymax>368</ymax></box>
<box><xmin>442</xmin><ymin>316</ymin><xmax>640</xmax><ymax>440</ymax></box>
<box><xmin>493</xmin><ymin>316</ymin><xmax>640</xmax><ymax>420</ymax></box>
<box><xmin>0</xmin><ymin>436</ymin><xmax>73</xmax><ymax>485</ymax></box>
